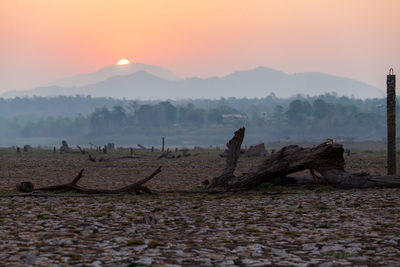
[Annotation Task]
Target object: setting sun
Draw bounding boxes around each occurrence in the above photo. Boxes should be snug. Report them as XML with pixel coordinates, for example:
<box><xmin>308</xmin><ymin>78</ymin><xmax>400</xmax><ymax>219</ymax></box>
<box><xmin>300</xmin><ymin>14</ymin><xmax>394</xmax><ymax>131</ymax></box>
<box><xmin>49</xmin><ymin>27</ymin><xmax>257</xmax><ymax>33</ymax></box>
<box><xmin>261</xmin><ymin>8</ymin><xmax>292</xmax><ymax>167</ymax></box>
<box><xmin>116</xmin><ymin>59</ymin><xmax>130</xmax><ymax>66</ymax></box>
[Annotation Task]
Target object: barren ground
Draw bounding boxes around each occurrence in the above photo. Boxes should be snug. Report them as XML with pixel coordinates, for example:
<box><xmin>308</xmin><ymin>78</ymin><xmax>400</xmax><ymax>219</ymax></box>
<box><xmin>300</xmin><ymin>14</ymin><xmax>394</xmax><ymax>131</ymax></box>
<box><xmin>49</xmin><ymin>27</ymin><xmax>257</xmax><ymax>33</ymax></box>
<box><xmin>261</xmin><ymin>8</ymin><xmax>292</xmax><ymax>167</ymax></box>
<box><xmin>0</xmin><ymin>148</ymin><xmax>399</xmax><ymax>266</ymax></box>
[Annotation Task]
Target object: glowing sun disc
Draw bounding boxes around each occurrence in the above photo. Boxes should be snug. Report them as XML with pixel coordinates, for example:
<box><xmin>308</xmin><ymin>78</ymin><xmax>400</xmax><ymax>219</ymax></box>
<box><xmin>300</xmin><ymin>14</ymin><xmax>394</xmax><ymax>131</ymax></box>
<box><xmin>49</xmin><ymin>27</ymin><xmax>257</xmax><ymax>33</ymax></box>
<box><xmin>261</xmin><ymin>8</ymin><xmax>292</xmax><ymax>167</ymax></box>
<box><xmin>117</xmin><ymin>59</ymin><xmax>130</xmax><ymax>65</ymax></box>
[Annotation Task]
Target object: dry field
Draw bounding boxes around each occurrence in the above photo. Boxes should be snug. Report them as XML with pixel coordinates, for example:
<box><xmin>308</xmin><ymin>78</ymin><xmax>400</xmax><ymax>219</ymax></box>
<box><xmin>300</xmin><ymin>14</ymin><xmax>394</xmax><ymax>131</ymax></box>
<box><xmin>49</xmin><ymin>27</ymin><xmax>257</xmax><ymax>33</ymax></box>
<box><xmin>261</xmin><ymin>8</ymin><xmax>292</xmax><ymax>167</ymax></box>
<box><xmin>0</xmin><ymin>148</ymin><xmax>399</xmax><ymax>266</ymax></box>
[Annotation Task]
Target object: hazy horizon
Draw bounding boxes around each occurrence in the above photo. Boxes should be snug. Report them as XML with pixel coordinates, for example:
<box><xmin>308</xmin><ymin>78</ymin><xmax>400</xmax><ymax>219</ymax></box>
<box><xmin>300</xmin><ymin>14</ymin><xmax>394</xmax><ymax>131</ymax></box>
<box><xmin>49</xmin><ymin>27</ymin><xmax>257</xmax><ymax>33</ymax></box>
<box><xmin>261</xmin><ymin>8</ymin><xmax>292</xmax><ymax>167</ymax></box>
<box><xmin>1</xmin><ymin>0</ymin><xmax>399</xmax><ymax>94</ymax></box>
<box><xmin>0</xmin><ymin>64</ymin><xmax>384</xmax><ymax>100</ymax></box>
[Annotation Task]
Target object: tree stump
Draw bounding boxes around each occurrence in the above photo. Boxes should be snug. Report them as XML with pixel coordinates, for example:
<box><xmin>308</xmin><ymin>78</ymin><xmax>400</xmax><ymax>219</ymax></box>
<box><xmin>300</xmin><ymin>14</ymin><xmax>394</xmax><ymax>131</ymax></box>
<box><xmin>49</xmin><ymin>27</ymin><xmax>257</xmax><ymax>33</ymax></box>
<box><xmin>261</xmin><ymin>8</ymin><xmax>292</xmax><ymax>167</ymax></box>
<box><xmin>16</xmin><ymin>182</ymin><xmax>34</xmax><ymax>192</ymax></box>
<box><xmin>60</xmin><ymin>140</ymin><xmax>70</xmax><ymax>153</ymax></box>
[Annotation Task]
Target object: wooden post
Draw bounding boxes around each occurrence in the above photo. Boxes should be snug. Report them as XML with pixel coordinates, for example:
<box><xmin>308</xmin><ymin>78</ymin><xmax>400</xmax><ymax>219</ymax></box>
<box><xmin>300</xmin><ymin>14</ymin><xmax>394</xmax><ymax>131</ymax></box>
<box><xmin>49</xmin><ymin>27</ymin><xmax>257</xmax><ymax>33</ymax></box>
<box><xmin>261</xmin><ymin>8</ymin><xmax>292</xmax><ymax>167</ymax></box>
<box><xmin>387</xmin><ymin>68</ymin><xmax>396</xmax><ymax>175</ymax></box>
<box><xmin>162</xmin><ymin>137</ymin><xmax>165</xmax><ymax>152</ymax></box>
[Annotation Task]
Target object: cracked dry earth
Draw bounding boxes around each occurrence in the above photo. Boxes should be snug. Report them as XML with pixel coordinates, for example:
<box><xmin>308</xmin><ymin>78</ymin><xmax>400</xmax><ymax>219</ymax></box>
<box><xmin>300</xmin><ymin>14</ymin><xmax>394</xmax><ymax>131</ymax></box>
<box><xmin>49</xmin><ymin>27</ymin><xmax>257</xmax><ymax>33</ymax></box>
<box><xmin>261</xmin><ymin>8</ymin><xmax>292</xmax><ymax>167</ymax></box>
<box><xmin>0</xmin><ymin>149</ymin><xmax>400</xmax><ymax>266</ymax></box>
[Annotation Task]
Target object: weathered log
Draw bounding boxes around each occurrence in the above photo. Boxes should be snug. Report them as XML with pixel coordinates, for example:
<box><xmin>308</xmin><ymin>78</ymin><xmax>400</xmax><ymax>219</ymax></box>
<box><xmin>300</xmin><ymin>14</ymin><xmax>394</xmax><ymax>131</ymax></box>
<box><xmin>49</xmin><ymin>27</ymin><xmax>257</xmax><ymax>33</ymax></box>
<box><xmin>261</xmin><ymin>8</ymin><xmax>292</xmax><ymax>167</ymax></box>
<box><xmin>208</xmin><ymin>127</ymin><xmax>245</xmax><ymax>188</ymax></box>
<box><xmin>208</xmin><ymin>128</ymin><xmax>400</xmax><ymax>190</ymax></box>
<box><xmin>77</xmin><ymin>145</ymin><xmax>86</xmax><ymax>154</ymax></box>
<box><xmin>18</xmin><ymin>167</ymin><xmax>162</xmax><ymax>194</ymax></box>
<box><xmin>180</xmin><ymin>148</ymin><xmax>190</xmax><ymax>157</ymax></box>
<box><xmin>244</xmin><ymin>143</ymin><xmax>267</xmax><ymax>157</ymax></box>
<box><xmin>158</xmin><ymin>151</ymin><xmax>172</xmax><ymax>159</ymax></box>
<box><xmin>137</xmin><ymin>144</ymin><xmax>147</xmax><ymax>150</ymax></box>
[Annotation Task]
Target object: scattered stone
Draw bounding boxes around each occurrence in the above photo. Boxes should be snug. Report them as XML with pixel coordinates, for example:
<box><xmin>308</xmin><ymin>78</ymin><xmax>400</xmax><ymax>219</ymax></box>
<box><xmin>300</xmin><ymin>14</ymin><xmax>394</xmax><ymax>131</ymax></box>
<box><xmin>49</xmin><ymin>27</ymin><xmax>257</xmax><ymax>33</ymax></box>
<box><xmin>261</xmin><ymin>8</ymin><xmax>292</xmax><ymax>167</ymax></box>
<box><xmin>25</xmin><ymin>252</ymin><xmax>37</xmax><ymax>265</ymax></box>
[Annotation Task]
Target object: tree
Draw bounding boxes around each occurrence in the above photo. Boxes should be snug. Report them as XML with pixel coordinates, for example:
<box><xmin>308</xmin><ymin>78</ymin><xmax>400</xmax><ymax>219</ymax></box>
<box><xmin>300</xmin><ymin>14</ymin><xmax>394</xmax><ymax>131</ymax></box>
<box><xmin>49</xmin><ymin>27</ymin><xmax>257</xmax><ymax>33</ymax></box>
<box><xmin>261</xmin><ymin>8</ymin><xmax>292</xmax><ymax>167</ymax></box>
<box><xmin>302</xmin><ymin>101</ymin><xmax>312</xmax><ymax>116</ymax></box>
<box><xmin>177</xmin><ymin>103</ymin><xmax>195</xmax><ymax>123</ymax></box>
<box><xmin>272</xmin><ymin>105</ymin><xmax>285</xmax><ymax>123</ymax></box>
<box><xmin>206</xmin><ymin>108</ymin><xmax>223</xmax><ymax>124</ymax></box>
<box><xmin>90</xmin><ymin>107</ymin><xmax>112</xmax><ymax>134</ymax></box>
<box><xmin>111</xmin><ymin>105</ymin><xmax>127</xmax><ymax>128</ymax></box>
<box><xmin>184</xmin><ymin>109</ymin><xmax>205</xmax><ymax>126</ymax></box>
<box><xmin>312</xmin><ymin>99</ymin><xmax>330</xmax><ymax>120</ymax></box>
<box><xmin>135</xmin><ymin>105</ymin><xmax>161</xmax><ymax>128</ymax></box>
<box><xmin>286</xmin><ymin>100</ymin><xmax>308</xmax><ymax>126</ymax></box>
<box><xmin>159</xmin><ymin>101</ymin><xmax>177</xmax><ymax>125</ymax></box>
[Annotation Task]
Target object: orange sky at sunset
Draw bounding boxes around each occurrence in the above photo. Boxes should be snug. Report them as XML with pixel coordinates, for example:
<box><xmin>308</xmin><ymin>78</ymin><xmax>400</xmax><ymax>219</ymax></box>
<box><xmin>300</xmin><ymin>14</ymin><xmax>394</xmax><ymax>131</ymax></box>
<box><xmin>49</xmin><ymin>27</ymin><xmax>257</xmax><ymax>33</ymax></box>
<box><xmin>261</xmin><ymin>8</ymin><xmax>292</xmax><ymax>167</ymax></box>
<box><xmin>1</xmin><ymin>0</ymin><xmax>399</xmax><ymax>93</ymax></box>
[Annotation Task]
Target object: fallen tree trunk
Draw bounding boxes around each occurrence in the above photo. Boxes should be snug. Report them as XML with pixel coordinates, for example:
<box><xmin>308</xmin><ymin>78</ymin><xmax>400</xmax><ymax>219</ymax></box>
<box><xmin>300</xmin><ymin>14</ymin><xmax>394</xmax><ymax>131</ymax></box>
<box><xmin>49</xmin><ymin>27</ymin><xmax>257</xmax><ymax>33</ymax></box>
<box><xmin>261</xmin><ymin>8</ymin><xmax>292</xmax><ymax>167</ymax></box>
<box><xmin>207</xmin><ymin>127</ymin><xmax>400</xmax><ymax>190</ymax></box>
<box><xmin>17</xmin><ymin>167</ymin><xmax>162</xmax><ymax>194</ymax></box>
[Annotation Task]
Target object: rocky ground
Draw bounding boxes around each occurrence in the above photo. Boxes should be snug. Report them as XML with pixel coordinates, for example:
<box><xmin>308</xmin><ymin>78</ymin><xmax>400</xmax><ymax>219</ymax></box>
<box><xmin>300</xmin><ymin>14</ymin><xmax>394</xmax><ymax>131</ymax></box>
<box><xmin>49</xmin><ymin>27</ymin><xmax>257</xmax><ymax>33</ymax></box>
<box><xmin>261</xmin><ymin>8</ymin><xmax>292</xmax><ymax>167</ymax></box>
<box><xmin>0</xmin><ymin>148</ymin><xmax>399</xmax><ymax>266</ymax></box>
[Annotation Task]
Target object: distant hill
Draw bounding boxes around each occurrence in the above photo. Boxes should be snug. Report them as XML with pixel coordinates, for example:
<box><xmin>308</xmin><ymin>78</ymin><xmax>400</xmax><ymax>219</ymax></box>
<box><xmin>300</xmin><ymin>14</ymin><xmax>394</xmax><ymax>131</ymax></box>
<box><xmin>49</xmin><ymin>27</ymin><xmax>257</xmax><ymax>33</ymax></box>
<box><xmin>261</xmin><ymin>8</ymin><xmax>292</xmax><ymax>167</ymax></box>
<box><xmin>1</xmin><ymin>66</ymin><xmax>384</xmax><ymax>99</ymax></box>
<box><xmin>47</xmin><ymin>62</ymin><xmax>181</xmax><ymax>87</ymax></box>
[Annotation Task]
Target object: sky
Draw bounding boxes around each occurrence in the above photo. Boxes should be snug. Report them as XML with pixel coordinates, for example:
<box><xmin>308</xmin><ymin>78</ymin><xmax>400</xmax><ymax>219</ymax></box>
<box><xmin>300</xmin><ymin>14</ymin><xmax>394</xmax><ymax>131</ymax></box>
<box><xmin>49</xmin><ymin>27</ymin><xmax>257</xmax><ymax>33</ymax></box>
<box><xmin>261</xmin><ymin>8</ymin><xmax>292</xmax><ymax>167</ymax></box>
<box><xmin>1</xmin><ymin>0</ymin><xmax>399</xmax><ymax>94</ymax></box>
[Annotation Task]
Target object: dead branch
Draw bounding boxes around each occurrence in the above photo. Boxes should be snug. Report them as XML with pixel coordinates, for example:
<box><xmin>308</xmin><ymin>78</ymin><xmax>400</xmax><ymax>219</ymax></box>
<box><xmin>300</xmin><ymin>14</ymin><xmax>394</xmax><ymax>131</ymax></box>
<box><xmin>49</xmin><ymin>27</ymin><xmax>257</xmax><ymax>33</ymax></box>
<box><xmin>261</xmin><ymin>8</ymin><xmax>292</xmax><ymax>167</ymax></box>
<box><xmin>77</xmin><ymin>145</ymin><xmax>86</xmax><ymax>154</ymax></box>
<box><xmin>137</xmin><ymin>144</ymin><xmax>148</xmax><ymax>150</ymax></box>
<box><xmin>87</xmin><ymin>152</ymin><xmax>96</xmax><ymax>162</ymax></box>
<box><xmin>17</xmin><ymin>167</ymin><xmax>162</xmax><ymax>194</ymax></box>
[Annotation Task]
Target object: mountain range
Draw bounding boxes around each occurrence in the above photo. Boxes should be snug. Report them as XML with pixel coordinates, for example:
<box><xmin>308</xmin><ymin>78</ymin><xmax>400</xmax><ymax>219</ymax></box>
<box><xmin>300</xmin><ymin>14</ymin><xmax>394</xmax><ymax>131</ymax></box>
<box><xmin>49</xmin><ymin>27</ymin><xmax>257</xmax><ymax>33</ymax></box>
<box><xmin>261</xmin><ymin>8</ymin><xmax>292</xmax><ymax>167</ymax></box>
<box><xmin>1</xmin><ymin>63</ymin><xmax>384</xmax><ymax>99</ymax></box>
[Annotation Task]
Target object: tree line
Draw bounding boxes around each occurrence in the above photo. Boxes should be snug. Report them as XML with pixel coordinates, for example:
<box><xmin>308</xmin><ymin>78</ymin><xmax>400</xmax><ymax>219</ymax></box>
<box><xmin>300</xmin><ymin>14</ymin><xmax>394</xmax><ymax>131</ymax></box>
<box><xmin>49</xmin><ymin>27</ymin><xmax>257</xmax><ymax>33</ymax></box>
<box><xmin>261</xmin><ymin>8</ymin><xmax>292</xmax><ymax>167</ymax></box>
<box><xmin>0</xmin><ymin>94</ymin><xmax>393</xmax><ymax>142</ymax></box>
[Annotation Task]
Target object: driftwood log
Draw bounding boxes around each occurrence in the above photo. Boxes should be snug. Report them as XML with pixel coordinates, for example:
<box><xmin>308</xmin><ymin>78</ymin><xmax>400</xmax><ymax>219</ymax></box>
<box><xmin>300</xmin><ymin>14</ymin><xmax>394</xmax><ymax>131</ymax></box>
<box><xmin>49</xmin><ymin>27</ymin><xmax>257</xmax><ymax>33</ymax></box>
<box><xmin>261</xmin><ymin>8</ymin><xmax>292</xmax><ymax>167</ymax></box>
<box><xmin>17</xmin><ymin>167</ymin><xmax>161</xmax><ymax>194</ymax></box>
<box><xmin>207</xmin><ymin>127</ymin><xmax>400</xmax><ymax>191</ymax></box>
<box><xmin>86</xmin><ymin>152</ymin><xmax>109</xmax><ymax>162</ymax></box>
